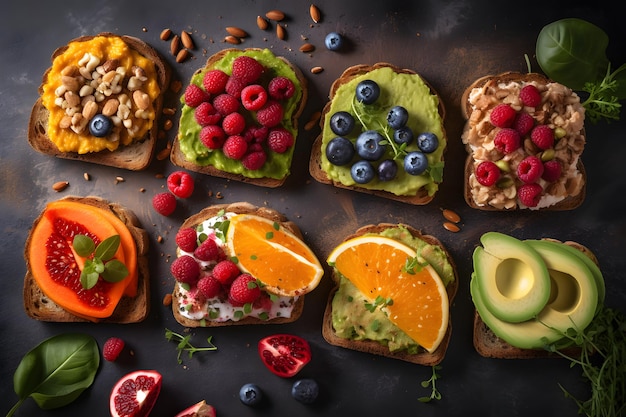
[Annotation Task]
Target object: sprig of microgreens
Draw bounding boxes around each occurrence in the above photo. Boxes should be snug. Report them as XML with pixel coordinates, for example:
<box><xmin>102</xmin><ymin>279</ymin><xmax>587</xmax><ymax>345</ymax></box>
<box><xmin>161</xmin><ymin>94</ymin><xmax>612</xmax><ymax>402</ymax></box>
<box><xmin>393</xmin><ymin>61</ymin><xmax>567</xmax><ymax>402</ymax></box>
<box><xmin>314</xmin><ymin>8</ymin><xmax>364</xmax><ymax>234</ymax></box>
<box><xmin>164</xmin><ymin>328</ymin><xmax>217</xmax><ymax>364</ymax></box>
<box><xmin>403</xmin><ymin>256</ymin><xmax>428</xmax><ymax>275</ymax></box>
<box><xmin>582</xmin><ymin>63</ymin><xmax>625</xmax><ymax>124</ymax></box>
<box><xmin>364</xmin><ymin>295</ymin><xmax>394</xmax><ymax>313</ymax></box>
<box><xmin>72</xmin><ymin>234</ymin><xmax>128</xmax><ymax>289</ymax></box>
<box><xmin>351</xmin><ymin>98</ymin><xmax>408</xmax><ymax>160</ymax></box>
<box><xmin>418</xmin><ymin>365</ymin><xmax>443</xmax><ymax>403</ymax></box>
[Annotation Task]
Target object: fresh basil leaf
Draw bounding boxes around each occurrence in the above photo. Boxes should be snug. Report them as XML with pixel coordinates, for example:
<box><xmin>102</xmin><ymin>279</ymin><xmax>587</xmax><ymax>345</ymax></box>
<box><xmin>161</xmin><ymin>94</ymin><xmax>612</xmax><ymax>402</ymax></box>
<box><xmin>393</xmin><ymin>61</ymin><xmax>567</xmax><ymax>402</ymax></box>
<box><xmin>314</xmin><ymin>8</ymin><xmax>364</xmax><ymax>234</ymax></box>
<box><xmin>95</xmin><ymin>235</ymin><xmax>120</xmax><ymax>261</ymax></box>
<box><xmin>101</xmin><ymin>259</ymin><xmax>129</xmax><ymax>283</ymax></box>
<box><xmin>72</xmin><ymin>234</ymin><xmax>95</xmax><ymax>258</ymax></box>
<box><xmin>80</xmin><ymin>265</ymin><xmax>99</xmax><ymax>290</ymax></box>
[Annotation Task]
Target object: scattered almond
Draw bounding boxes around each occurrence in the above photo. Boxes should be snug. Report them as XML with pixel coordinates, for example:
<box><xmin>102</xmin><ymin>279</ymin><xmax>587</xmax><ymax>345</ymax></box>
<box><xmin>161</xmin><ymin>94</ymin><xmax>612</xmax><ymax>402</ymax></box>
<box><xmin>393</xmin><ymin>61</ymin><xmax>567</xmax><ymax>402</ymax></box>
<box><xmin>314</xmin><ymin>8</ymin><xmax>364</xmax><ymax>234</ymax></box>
<box><xmin>256</xmin><ymin>15</ymin><xmax>269</xmax><ymax>30</ymax></box>
<box><xmin>265</xmin><ymin>9</ymin><xmax>285</xmax><ymax>21</ymax></box>
<box><xmin>309</xmin><ymin>4</ymin><xmax>321</xmax><ymax>23</ymax></box>
<box><xmin>310</xmin><ymin>66</ymin><xmax>324</xmax><ymax>74</ymax></box>
<box><xmin>443</xmin><ymin>222</ymin><xmax>461</xmax><ymax>233</ymax></box>
<box><xmin>115</xmin><ymin>176</ymin><xmax>125</xmax><ymax>184</ymax></box>
<box><xmin>176</xmin><ymin>49</ymin><xmax>190</xmax><ymax>63</ymax></box>
<box><xmin>83</xmin><ymin>172</ymin><xmax>90</xmax><ymax>181</ymax></box>
<box><xmin>160</xmin><ymin>28</ymin><xmax>172</xmax><ymax>41</ymax></box>
<box><xmin>163</xmin><ymin>119</ymin><xmax>173</xmax><ymax>131</ymax></box>
<box><xmin>224</xmin><ymin>35</ymin><xmax>241</xmax><ymax>45</ymax></box>
<box><xmin>442</xmin><ymin>208</ymin><xmax>461</xmax><ymax>223</ymax></box>
<box><xmin>162</xmin><ymin>107</ymin><xmax>176</xmax><ymax>116</ymax></box>
<box><xmin>52</xmin><ymin>181</ymin><xmax>69</xmax><ymax>192</ymax></box>
<box><xmin>276</xmin><ymin>23</ymin><xmax>286</xmax><ymax>40</ymax></box>
<box><xmin>162</xmin><ymin>293</ymin><xmax>173</xmax><ymax>306</ymax></box>
<box><xmin>299</xmin><ymin>43</ymin><xmax>315</xmax><ymax>53</ymax></box>
<box><xmin>226</xmin><ymin>26</ymin><xmax>248</xmax><ymax>38</ymax></box>
<box><xmin>170</xmin><ymin>35</ymin><xmax>181</xmax><ymax>56</ymax></box>
<box><xmin>181</xmin><ymin>31</ymin><xmax>195</xmax><ymax>49</ymax></box>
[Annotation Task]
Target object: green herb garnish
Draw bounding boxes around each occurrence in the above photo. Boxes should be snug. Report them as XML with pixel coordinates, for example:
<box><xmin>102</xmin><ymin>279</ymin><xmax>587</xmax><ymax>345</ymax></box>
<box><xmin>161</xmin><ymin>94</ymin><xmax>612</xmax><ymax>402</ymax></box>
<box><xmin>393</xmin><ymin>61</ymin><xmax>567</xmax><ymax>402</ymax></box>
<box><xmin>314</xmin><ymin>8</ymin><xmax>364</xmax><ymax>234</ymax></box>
<box><xmin>364</xmin><ymin>295</ymin><xmax>393</xmax><ymax>313</ymax></box>
<box><xmin>73</xmin><ymin>234</ymin><xmax>128</xmax><ymax>289</ymax></box>
<box><xmin>164</xmin><ymin>328</ymin><xmax>217</xmax><ymax>364</ymax></box>
<box><xmin>418</xmin><ymin>365</ymin><xmax>443</xmax><ymax>403</ymax></box>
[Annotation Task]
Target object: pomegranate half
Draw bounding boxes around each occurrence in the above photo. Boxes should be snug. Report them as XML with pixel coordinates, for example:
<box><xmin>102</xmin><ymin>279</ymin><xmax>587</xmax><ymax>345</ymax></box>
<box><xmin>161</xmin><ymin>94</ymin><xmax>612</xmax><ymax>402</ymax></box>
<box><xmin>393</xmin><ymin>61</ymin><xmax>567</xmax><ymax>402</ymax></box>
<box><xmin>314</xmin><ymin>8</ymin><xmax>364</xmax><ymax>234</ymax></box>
<box><xmin>109</xmin><ymin>370</ymin><xmax>162</xmax><ymax>417</ymax></box>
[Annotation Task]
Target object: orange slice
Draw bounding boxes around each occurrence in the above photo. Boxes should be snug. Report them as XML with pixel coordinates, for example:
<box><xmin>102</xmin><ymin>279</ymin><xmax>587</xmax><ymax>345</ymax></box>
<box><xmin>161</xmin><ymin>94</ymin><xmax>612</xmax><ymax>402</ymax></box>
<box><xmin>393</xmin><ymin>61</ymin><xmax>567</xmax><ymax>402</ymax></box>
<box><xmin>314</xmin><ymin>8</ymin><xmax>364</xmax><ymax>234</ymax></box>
<box><xmin>327</xmin><ymin>235</ymin><xmax>449</xmax><ymax>353</ymax></box>
<box><xmin>225</xmin><ymin>214</ymin><xmax>324</xmax><ymax>297</ymax></box>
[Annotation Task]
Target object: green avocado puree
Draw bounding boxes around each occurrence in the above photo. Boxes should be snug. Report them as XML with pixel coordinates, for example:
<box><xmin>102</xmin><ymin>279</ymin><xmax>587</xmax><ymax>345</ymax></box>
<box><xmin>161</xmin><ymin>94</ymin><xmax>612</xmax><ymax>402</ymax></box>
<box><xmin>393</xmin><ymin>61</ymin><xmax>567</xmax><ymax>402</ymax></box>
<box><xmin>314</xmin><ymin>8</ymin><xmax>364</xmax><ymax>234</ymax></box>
<box><xmin>178</xmin><ymin>49</ymin><xmax>303</xmax><ymax>179</ymax></box>
<box><xmin>321</xmin><ymin>66</ymin><xmax>445</xmax><ymax>196</ymax></box>
<box><xmin>331</xmin><ymin>226</ymin><xmax>454</xmax><ymax>352</ymax></box>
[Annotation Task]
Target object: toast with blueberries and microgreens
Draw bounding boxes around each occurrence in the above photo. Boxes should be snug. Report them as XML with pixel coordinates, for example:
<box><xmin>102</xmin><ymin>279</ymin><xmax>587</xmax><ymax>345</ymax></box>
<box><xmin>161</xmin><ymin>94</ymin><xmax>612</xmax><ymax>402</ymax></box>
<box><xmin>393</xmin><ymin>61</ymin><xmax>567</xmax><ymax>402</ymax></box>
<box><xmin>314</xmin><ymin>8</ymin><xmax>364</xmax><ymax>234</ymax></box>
<box><xmin>170</xmin><ymin>202</ymin><xmax>323</xmax><ymax>327</ymax></box>
<box><xmin>171</xmin><ymin>48</ymin><xmax>308</xmax><ymax>187</ymax></box>
<box><xmin>309</xmin><ymin>63</ymin><xmax>447</xmax><ymax>205</ymax></box>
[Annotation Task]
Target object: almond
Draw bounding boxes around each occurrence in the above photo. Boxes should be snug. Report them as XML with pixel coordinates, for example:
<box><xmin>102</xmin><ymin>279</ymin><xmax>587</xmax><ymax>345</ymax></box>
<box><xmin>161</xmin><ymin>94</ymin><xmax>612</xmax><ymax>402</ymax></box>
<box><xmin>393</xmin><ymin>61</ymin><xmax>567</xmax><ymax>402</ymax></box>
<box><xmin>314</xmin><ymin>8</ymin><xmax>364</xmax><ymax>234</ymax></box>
<box><xmin>170</xmin><ymin>34</ymin><xmax>180</xmax><ymax>56</ymax></box>
<box><xmin>299</xmin><ymin>43</ymin><xmax>315</xmax><ymax>53</ymax></box>
<box><xmin>256</xmin><ymin>15</ymin><xmax>269</xmax><ymax>30</ymax></box>
<box><xmin>52</xmin><ymin>181</ymin><xmax>69</xmax><ymax>192</ymax></box>
<box><xmin>226</xmin><ymin>26</ymin><xmax>248</xmax><ymax>38</ymax></box>
<box><xmin>160</xmin><ymin>28</ymin><xmax>172</xmax><ymax>41</ymax></box>
<box><xmin>265</xmin><ymin>9</ymin><xmax>285</xmax><ymax>21</ymax></box>
<box><xmin>276</xmin><ymin>23</ymin><xmax>286</xmax><ymax>40</ymax></box>
<box><xmin>224</xmin><ymin>35</ymin><xmax>241</xmax><ymax>45</ymax></box>
<box><xmin>309</xmin><ymin>4</ymin><xmax>321</xmax><ymax>23</ymax></box>
<box><xmin>181</xmin><ymin>31</ymin><xmax>195</xmax><ymax>49</ymax></box>
<box><xmin>176</xmin><ymin>48</ymin><xmax>190</xmax><ymax>63</ymax></box>
<box><xmin>310</xmin><ymin>66</ymin><xmax>324</xmax><ymax>74</ymax></box>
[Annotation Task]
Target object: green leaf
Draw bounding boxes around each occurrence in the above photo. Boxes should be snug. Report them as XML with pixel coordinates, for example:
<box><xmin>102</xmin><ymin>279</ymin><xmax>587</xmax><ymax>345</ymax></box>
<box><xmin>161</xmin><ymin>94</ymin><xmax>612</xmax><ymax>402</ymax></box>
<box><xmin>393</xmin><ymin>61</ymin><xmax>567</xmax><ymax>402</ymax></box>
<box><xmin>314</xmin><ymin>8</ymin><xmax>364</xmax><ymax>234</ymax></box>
<box><xmin>8</xmin><ymin>334</ymin><xmax>99</xmax><ymax>415</ymax></box>
<box><xmin>101</xmin><ymin>259</ymin><xmax>129</xmax><ymax>283</ymax></box>
<box><xmin>80</xmin><ymin>269</ymin><xmax>100</xmax><ymax>290</ymax></box>
<box><xmin>95</xmin><ymin>235</ymin><xmax>120</xmax><ymax>261</ymax></box>
<box><xmin>72</xmin><ymin>235</ymin><xmax>95</xmax><ymax>257</ymax></box>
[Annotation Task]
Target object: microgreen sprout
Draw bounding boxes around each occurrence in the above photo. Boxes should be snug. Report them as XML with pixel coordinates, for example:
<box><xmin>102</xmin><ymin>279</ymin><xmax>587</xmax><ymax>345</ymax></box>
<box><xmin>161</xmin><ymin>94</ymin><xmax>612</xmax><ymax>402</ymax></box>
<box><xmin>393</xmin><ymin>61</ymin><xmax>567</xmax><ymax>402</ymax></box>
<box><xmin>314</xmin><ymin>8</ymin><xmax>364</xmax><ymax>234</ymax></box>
<box><xmin>164</xmin><ymin>328</ymin><xmax>217</xmax><ymax>364</ymax></box>
<box><xmin>418</xmin><ymin>365</ymin><xmax>443</xmax><ymax>402</ymax></box>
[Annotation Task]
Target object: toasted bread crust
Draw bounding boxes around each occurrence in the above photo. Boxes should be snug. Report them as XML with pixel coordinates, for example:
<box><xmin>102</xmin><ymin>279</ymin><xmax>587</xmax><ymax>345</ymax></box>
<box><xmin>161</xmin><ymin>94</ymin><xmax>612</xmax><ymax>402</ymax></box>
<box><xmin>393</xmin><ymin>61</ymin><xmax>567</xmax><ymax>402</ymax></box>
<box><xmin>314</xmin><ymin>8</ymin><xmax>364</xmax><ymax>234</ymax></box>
<box><xmin>23</xmin><ymin>196</ymin><xmax>150</xmax><ymax>323</ymax></box>
<box><xmin>170</xmin><ymin>48</ymin><xmax>308</xmax><ymax>188</ymax></box>
<box><xmin>309</xmin><ymin>63</ymin><xmax>447</xmax><ymax>205</ymax></box>
<box><xmin>172</xmin><ymin>202</ymin><xmax>306</xmax><ymax>328</ymax></box>
<box><xmin>322</xmin><ymin>223</ymin><xmax>458</xmax><ymax>366</ymax></box>
<box><xmin>28</xmin><ymin>33</ymin><xmax>171</xmax><ymax>171</ymax></box>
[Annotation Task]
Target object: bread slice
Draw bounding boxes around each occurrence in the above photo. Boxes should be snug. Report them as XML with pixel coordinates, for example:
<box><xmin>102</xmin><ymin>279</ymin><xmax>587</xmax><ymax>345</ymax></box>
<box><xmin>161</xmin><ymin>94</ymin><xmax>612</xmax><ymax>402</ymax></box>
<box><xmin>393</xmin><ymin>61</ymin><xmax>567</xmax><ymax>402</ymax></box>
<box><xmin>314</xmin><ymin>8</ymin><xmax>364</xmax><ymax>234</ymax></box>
<box><xmin>461</xmin><ymin>71</ymin><xmax>586</xmax><ymax>210</ymax></box>
<box><xmin>23</xmin><ymin>196</ymin><xmax>150</xmax><ymax>323</ymax></box>
<box><xmin>172</xmin><ymin>202</ymin><xmax>306</xmax><ymax>327</ymax></box>
<box><xmin>170</xmin><ymin>48</ymin><xmax>308</xmax><ymax>188</ymax></box>
<box><xmin>322</xmin><ymin>223</ymin><xmax>458</xmax><ymax>366</ymax></box>
<box><xmin>309</xmin><ymin>63</ymin><xmax>447</xmax><ymax>205</ymax></box>
<box><xmin>28</xmin><ymin>32</ymin><xmax>171</xmax><ymax>170</ymax></box>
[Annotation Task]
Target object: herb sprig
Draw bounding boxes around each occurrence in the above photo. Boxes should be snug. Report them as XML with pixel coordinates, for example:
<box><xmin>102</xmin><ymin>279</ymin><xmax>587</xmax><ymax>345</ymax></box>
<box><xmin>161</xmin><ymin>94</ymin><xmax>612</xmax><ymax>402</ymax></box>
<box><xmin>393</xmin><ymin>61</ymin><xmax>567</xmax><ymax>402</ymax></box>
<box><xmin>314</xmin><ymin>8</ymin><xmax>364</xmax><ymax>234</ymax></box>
<box><xmin>418</xmin><ymin>365</ymin><xmax>443</xmax><ymax>403</ymax></box>
<box><xmin>164</xmin><ymin>328</ymin><xmax>217</xmax><ymax>364</ymax></box>
<box><xmin>73</xmin><ymin>234</ymin><xmax>128</xmax><ymax>289</ymax></box>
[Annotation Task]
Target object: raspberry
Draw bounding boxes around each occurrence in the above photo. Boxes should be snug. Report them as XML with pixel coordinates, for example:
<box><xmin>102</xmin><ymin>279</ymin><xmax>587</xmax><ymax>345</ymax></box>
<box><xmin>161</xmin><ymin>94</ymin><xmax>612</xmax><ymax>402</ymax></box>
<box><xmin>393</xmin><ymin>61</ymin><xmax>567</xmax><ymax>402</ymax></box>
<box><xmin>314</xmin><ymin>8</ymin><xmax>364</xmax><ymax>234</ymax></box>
<box><xmin>184</xmin><ymin>84</ymin><xmax>209</xmax><ymax>107</ymax></box>
<box><xmin>542</xmin><ymin>159</ymin><xmax>562</xmax><ymax>182</ymax></box>
<box><xmin>212</xmin><ymin>260</ymin><xmax>241</xmax><ymax>286</ymax></box>
<box><xmin>513</xmin><ymin>112</ymin><xmax>535</xmax><ymax>136</ymax></box>
<box><xmin>225</xmin><ymin>76</ymin><xmax>248</xmax><ymax>98</ymax></box>
<box><xmin>167</xmin><ymin>170</ymin><xmax>195</xmax><ymax>198</ymax></box>
<box><xmin>518</xmin><ymin>183</ymin><xmax>543</xmax><ymax>207</ymax></box>
<box><xmin>229</xmin><ymin>273</ymin><xmax>261</xmax><ymax>304</ymax></box>
<box><xmin>243</xmin><ymin>125</ymin><xmax>269</xmax><ymax>143</ymax></box>
<box><xmin>519</xmin><ymin>84</ymin><xmax>542</xmax><ymax>108</ymax></box>
<box><xmin>530</xmin><ymin>125</ymin><xmax>555</xmax><ymax>150</ymax></box>
<box><xmin>267</xmin><ymin>127</ymin><xmax>294</xmax><ymax>153</ymax></box>
<box><xmin>175</xmin><ymin>227</ymin><xmax>198</xmax><ymax>253</ymax></box>
<box><xmin>241</xmin><ymin>84</ymin><xmax>268</xmax><ymax>111</ymax></box>
<box><xmin>195</xmin><ymin>101</ymin><xmax>221</xmax><ymax>126</ymax></box>
<box><xmin>203</xmin><ymin>69</ymin><xmax>229</xmax><ymax>94</ymax></box>
<box><xmin>231</xmin><ymin>56</ymin><xmax>264</xmax><ymax>84</ymax></box>
<box><xmin>475</xmin><ymin>161</ymin><xmax>501</xmax><ymax>186</ymax></box>
<box><xmin>493</xmin><ymin>128</ymin><xmax>521</xmax><ymax>154</ymax></box>
<box><xmin>213</xmin><ymin>93</ymin><xmax>240</xmax><ymax>116</ymax></box>
<box><xmin>222</xmin><ymin>112</ymin><xmax>246</xmax><ymax>136</ymax></box>
<box><xmin>517</xmin><ymin>155</ymin><xmax>544</xmax><ymax>183</ymax></box>
<box><xmin>223</xmin><ymin>135</ymin><xmax>248</xmax><ymax>160</ymax></box>
<box><xmin>268</xmin><ymin>76</ymin><xmax>296</xmax><ymax>100</ymax></box>
<box><xmin>253</xmin><ymin>292</ymin><xmax>273</xmax><ymax>311</ymax></box>
<box><xmin>197</xmin><ymin>275</ymin><xmax>223</xmax><ymax>298</ymax></box>
<box><xmin>200</xmin><ymin>125</ymin><xmax>226</xmax><ymax>149</ymax></box>
<box><xmin>241</xmin><ymin>149</ymin><xmax>267</xmax><ymax>170</ymax></box>
<box><xmin>171</xmin><ymin>255</ymin><xmax>200</xmax><ymax>285</ymax></box>
<box><xmin>194</xmin><ymin>238</ymin><xmax>223</xmax><ymax>262</ymax></box>
<box><xmin>152</xmin><ymin>192</ymin><xmax>176</xmax><ymax>216</ymax></box>
<box><xmin>256</xmin><ymin>100</ymin><xmax>284</xmax><ymax>127</ymax></box>
<box><xmin>103</xmin><ymin>337</ymin><xmax>125</xmax><ymax>362</ymax></box>
<box><xmin>489</xmin><ymin>104</ymin><xmax>517</xmax><ymax>128</ymax></box>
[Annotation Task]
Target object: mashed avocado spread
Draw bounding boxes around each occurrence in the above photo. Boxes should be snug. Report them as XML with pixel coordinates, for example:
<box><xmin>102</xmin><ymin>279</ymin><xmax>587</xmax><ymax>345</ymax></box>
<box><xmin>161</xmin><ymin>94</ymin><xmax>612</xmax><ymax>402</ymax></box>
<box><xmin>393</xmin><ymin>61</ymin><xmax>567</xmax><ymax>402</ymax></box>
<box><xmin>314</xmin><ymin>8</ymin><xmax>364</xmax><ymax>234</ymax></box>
<box><xmin>331</xmin><ymin>226</ymin><xmax>454</xmax><ymax>352</ymax></box>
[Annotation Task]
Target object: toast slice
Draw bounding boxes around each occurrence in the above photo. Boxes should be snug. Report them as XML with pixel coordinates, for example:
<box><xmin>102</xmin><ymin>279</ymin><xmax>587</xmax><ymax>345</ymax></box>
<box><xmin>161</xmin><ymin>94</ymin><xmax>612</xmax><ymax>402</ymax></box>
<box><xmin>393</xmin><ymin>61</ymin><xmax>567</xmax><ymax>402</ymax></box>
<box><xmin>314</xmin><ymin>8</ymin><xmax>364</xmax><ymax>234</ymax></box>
<box><xmin>322</xmin><ymin>223</ymin><xmax>458</xmax><ymax>366</ymax></box>
<box><xmin>172</xmin><ymin>202</ymin><xmax>306</xmax><ymax>327</ymax></box>
<box><xmin>170</xmin><ymin>48</ymin><xmax>308</xmax><ymax>187</ymax></box>
<box><xmin>28</xmin><ymin>32</ymin><xmax>171</xmax><ymax>170</ymax></box>
<box><xmin>309</xmin><ymin>63</ymin><xmax>447</xmax><ymax>205</ymax></box>
<box><xmin>461</xmin><ymin>71</ymin><xmax>586</xmax><ymax>210</ymax></box>
<box><xmin>23</xmin><ymin>196</ymin><xmax>150</xmax><ymax>323</ymax></box>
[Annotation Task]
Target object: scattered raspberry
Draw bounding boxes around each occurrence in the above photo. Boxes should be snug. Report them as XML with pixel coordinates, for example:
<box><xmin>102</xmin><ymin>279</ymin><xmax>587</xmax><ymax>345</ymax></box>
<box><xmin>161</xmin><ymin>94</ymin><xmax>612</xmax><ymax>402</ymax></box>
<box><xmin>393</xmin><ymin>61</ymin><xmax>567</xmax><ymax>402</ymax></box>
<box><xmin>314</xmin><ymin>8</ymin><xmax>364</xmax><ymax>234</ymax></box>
<box><xmin>542</xmin><ymin>159</ymin><xmax>562</xmax><ymax>182</ymax></box>
<box><xmin>256</xmin><ymin>100</ymin><xmax>284</xmax><ymax>127</ymax></box>
<box><xmin>194</xmin><ymin>238</ymin><xmax>223</xmax><ymax>262</ymax></box>
<box><xmin>231</xmin><ymin>56</ymin><xmax>264</xmax><ymax>84</ymax></box>
<box><xmin>203</xmin><ymin>69</ymin><xmax>229</xmax><ymax>95</ymax></box>
<box><xmin>268</xmin><ymin>76</ymin><xmax>295</xmax><ymax>100</ymax></box>
<box><xmin>212</xmin><ymin>260</ymin><xmax>241</xmax><ymax>286</ymax></box>
<box><xmin>530</xmin><ymin>125</ymin><xmax>555</xmax><ymax>150</ymax></box>
<box><xmin>242</xmin><ymin>149</ymin><xmax>267</xmax><ymax>170</ymax></box>
<box><xmin>253</xmin><ymin>292</ymin><xmax>273</xmax><ymax>311</ymax></box>
<box><xmin>517</xmin><ymin>155</ymin><xmax>544</xmax><ymax>183</ymax></box>
<box><xmin>197</xmin><ymin>275</ymin><xmax>223</xmax><ymax>298</ymax></box>
<box><xmin>103</xmin><ymin>337</ymin><xmax>125</xmax><ymax>362</ymax></box>
<box><xmin>223</xmin><ymin>135</ymin><xmax>248</xmax><ymax>160</ymax></box>
<box><xmin>489</xmin><ymin>104</ymin><xmax>517</xmax><ymax>128</ymax></box>
<box><xmin>225</xmin><ymin>76</ymin><xmax>248</xmax><ymax>98</ymax></box>
<box><xmin>195</xmin><ymin>101</ymin><xmax>221</xmax><ymax>126</ymax></box>
<box><xmin>243</xmin><ymin>125</ymin><xmax>269</xmax><ymax>143</ymax></box>
<box><xmin>213</xmin><ymin>94</ymin><xmax>240</xmax><ymax>116</ymax></box>
<box><xmin>513</xmin><ymin>112</ymin><xmax>535</xmax><ymax>136</ymax></box>
<box><xmin>184</xmin><ymin>84</ymin><xmax>209</xmax><ymax>107</ymax></box>
<box><xmin>493</xmin><ymin>128</ymin><xmax>521</xmax><ymax>154</ymax></box>
<box><xmin>167</xmin><ymin>171</ymin><xmax>195</xmax><ymax>198</ymax></box>
<box><xmin>229</xmin><ymin>273</ymin><xmax>261</xmax><ymax>304</ymax></box>
<box><xmin>241</xmin><ymin>84</ymin><xmax>268</xmax><ymax>111</ymax></box>
<box><xmin>175</xmin><ymin>227</ymin><xmax>198</xmax><ymax>253</ymax></box>
<box><xmin>519</xmin><ymin>84</ymin><xmax>542</xmax><ymax>108</ymax></box>
<box><xmin>518</xmin><ymin>183</ymin><xmax>543</xmax><ymax>207</ymax></box>
<box><xmin>200</xmin><ymin>125</ymin><xmax>226</xmax><ymax>149</ymax></box>
<box><xmin>267</xmin><ymin>127</ymin><xmax>294</xmax><ymax>153</ymax></box>
<box><xmin>152</xmin><ymin>192</ymin><xmax>176</xmax><ymax>216</ymax></box>
<box><xmin>222</xmin><ymin>112</ymin><xmax>246</xmax><ymax>136</ymax></box>
<box><xmin>171</xmin><ymin>255</ymin><xmax>200</xmax><ymax>285</ymax></box>
<box><xmin>475</xmin><ymin>161</ymin><xmax>501</xmax><ymax>186</ymax></box>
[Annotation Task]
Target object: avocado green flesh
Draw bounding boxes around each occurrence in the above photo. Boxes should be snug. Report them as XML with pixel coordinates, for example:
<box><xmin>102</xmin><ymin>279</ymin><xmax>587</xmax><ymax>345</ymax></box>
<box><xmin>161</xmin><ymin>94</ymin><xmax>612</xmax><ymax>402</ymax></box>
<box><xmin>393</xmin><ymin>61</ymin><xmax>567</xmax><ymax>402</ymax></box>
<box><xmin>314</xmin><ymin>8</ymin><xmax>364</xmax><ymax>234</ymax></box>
<box><xmin>177</xmin><ymin>49</ymin><xmax>303</xmax><ymax>179</ymax></box>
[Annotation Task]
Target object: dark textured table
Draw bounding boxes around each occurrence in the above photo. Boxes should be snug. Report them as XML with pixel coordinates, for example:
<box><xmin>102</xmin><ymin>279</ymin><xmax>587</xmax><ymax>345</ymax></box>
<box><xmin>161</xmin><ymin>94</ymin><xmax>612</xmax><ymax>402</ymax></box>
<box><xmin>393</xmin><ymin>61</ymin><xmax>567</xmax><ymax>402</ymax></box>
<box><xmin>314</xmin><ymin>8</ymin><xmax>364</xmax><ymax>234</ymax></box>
<box><xmin>1</xmin><ymin>1</ymin><xmax>625</xmax><ymax>416</ymax></box>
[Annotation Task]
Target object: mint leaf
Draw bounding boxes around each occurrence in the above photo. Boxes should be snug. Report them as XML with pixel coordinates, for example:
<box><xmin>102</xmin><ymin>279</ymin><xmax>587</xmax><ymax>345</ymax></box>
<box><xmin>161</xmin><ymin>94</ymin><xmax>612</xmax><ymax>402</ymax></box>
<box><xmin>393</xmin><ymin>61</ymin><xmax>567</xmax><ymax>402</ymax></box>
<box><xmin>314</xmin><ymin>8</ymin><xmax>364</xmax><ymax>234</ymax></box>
<box><xmin>73</xmin><ymin>235</ymin><xmax>95</xmax><ymax>257</ymax></box>
<box><xmin>101</xmin><ymin>259</ymin><xmax>129</xmax><ymax>283</ymax></box>
<box><xmin>95</xmin><ymin>235</ymin><xmax>120</xmax><ymax>261</ymax></box>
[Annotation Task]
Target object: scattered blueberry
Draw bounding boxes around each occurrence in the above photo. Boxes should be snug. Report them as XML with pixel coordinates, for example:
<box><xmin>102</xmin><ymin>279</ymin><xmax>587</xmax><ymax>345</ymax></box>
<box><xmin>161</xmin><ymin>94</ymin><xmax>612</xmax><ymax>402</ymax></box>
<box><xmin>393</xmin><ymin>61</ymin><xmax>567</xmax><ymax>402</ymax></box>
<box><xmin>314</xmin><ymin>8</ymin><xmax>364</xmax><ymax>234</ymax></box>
<box><xmin>326</xmin><ymin>137</ymin><xmax>355</xmax><ymax>166</ymax></box>
<box><xmin>351</xmin><ymin>160</ymin><xmax>375</xmax><ymax>184</ymax></box>
<box><xmin>329</xmin><ymin>111</ymin><xmax>355</xmax><ymax>136</ymax></box>
<box><xmin>378</xmin><ymin>159</ymin><xmax>398</xmax><ymax>181</ymax></box>
<box><xmin>404</xmin><ymin>151</ymin><xmax>428</xmax><ymax>175</ymax></box>
<box><xmin>324</xmin><ymin>32</ymin><xmax>344</xmax><ymax>51</ymax></box>
<box><xmin>386</xmin><ymin>106</ymin><xmax>408</xmax><ymax>129</ymax></box>
<box><xmin>393</xmin><ymin>126</ymin><xmax>414</xmax><ymax>145</ymax></box>
<box><xmin>291</xmin><ymin>378</ymin><xmax>319</xmax><ymax>404</ymax></box>
<box><xmin>416</xmin><ymin>132</ymin><xmax>439</xmax><ymax>153</ymax></box>
<box><xmin>89</xmin><ymin>114</ymin><xmax>113</xmax><ymax>137</ymax></box>
<box><xmin>355</xmin><ymin>80</ymin><xmax>380</xmax><ymax>104</ymax></box>
<box><xmin>239</xmin><ymin>383</ymin><xmax>263</xmax><ymax>406</ymax></box>
<box><xmin>355</xmin><ymin>130</ymin><xmax>386</xmax><ymax>161</ymax></box>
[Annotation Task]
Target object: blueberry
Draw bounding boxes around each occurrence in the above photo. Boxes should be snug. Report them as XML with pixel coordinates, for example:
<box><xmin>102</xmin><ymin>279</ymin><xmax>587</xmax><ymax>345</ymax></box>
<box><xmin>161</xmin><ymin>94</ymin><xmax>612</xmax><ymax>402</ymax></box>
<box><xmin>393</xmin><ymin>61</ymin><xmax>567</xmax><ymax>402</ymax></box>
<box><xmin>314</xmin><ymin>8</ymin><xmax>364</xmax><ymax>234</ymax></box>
<box><xmin>291</xmin><ymin>378</ymin><xmax>319</xmax><ymax>404</ymax></box>
<box><xmin>378</xmin><ymin>159</ymin><xmax>398</xmax><ymax>181</ymax></box>
<box><xmin>393</xmin><ymin>126</ymin><xmax>414</xmax><ymax>146</ymax></box>
<box><xmin>89</xmin><ymin>114</ymin><xmax>113</xmax><ymax>137</ymax></box>
<box><xmin>324</xmin><ymin>32</ymin><xmax>343</xmax><ymax>51</ymax></box>
<box><xmin>351</xmin><ymin>160</ymin><xmax>375</xmax><ymax>184</ymax></box>
<box><xmin>416</xmin><ymin>132</ymin><xmax>439</xmax><ymax>153</ymax></box>
<box><xmin>239</xmin><ymin>383</ymin><xmax>263</xmax><ymax>406</ymax></box>
<box><xmin>355</xmin><ymin>80</ymin><xmax>380</xmax><ymax>105</ymax></box>
<box><xmin>329</xmin><ymin>111</ymin><xmax>355</xmax><ymax>136</ymax></box>
<box><xmin>326</xmin><ymin>137</ymin><xmax>355</xmax><ymax>166</ymax></box>
<box><xmin>355</xmin><ymin>130</ymin><xmax>386</xmax><ymax>161</ymax></box>
<box><xmin>404</xmin><ymin>151</ymin><xmax>428</xmax><ymax>175</ymax></box>
<box><xmin>386</xmin><ymin>106</ymin><xmax>408</xmax><ymax>129</ymax></box>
